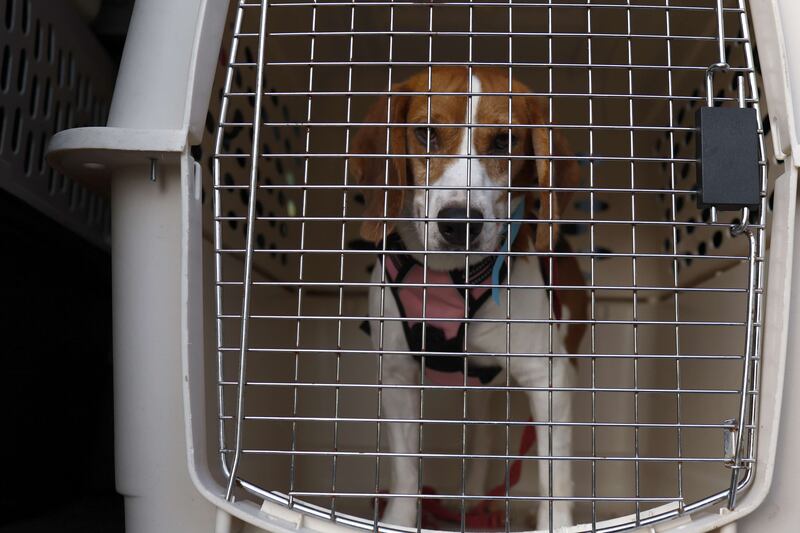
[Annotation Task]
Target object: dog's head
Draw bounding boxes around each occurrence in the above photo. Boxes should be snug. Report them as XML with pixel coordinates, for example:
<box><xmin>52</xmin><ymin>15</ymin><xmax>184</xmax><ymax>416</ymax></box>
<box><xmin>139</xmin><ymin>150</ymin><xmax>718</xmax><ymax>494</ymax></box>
<box><xmin>352</xmin><ymin>67</ymin><xmax>579</xmax><ymax>265</ymax></box>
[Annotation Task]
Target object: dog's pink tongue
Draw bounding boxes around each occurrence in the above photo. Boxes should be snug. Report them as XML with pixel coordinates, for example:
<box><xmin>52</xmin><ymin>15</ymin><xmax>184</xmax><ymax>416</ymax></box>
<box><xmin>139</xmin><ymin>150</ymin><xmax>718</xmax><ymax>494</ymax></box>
<box><xmin>396</xmin><ymin>262</ymin><xmax>491</xmax><ymax>341</ymax></box>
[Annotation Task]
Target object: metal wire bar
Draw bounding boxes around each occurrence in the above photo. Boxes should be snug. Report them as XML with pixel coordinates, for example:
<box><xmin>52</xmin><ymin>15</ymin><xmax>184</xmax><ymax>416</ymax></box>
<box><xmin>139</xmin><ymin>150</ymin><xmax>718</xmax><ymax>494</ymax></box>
<box><xmin>726</xmin><ymin>77</ymin><xmax>759</xmax><ymax>510</ymax></box>
<box><xmin>504</xmin><ymin>6</ymin><xmax>513</xmax><ymax>525</ymax></box>
<box><xmin>245</xmin><ymin>91</ymin><xmax>748</xmax><ymax>102</ymax></box>
<box><xmin>217</xmin><ymin>348</ymin><xmax>749</xmax><ymax>360</ymax></box>
<box><xmin>213</xmin><ymin>1</ymin><xmax>247</xmax><ymax>483</ymax></box>
<box><xmin>586</xmin><ymin>2</ymin><xmax>598</xmax><ymax>526</ymax></box>
<box><xmin>371</xmin><ymin>0</ymin><xmax>397</xmax><ymax>525</ymax></box>
<box><xmin>223</xmin><ymin>415</ymin><xmax>745</xmax><ymax>430</ymax></box>
<box><xmin>290</xmin><ymin>492</ymin><xmax>684</xmax><ymax>502</ymax></box>
<box><xmin>213</xmin><ymin>218</ymin><xmax>765</xmax><ymax>232</ymax></box>
<box><xmin>223</xmin><ymin>389</ymin><xmax>748</xmax><ymax>402</ymax></box>
<box><xmin>664</xmin><ymin>0</ymin><xmax>686</xmax><ymax>511</ymax></box>
<box><xmin>258</xmin><ymin>2</ymin><xmax>742</xmax><ymax>11</ymax></box>
<box><xmin>218</xmin><ymin>120</ymin><xmax>743</xmax><ymax>132</ymax></box>
<box><xmin>217</xmin><ymin>248</ymin><xmax>757</xmax><ymax>260</ymax></box>
<box><xmin>460</xmin><ymin>7</ymin><xmax>474</xmax><ymax>525</ymax></box>
<box><xmin>216</xmin><ymin>184</ymin><xmax>704</xmax><ymax>193</ymax></box>
<box><xmin>413</xmin><ymin>4</ymin><xmax>435</xmax><ymax>530</ymax></box>
<box><xmin>218</xmin><ymin>313</ymin><xmax>752</xmax><ymax>326</ymax></box>
<box><xmin>222</xmin><ymin>0</ymin><xmax>269</xmax><ymax>501</ymax></box>
<box><xmin>328</xmin><ymin>0</ymin><xmax>358</xmax><ymax>514</ymax></box>
<box><xmin>545</xmin><ymin>3</ymin><xmax>556</xmax><ymax>529</ymax></box>
<box><xmin>265</xmin><ymin>30</ymin><xmax>744</xmax><ymax>41</ymax></box>
<box><xmin>225</xmin><ymin>282</ymin><xmax>751</xmax><ymax>295</ymax></box>
<box><xmin>622</xmin><ymin>1</ymin><xmax>641</xmax><ymax>522</ymax></box>
<box><xmin>217</xmin><ymin>153</ymin><xmax>702</xmax><ymax>163</ymax></box>
<box><xmin>715</xmin><ymin>0</ymin><xmax>728</xmax><ymax>65</ymax></box>
<box><xmin>255</xmin><ymin>60</ymin><xmax>753</xmax><ymax>71</ymax></box>
<box><xmin>234</xmin><ymin>450</ymin><xmax>749</xmax><ymax>464</ymax></box>
<box><xmin>288</xmin><ymin>0</ymin><xmax>319</xmax><ymax>506</ymax></box>
<box><xmin>737</xmin><ymin>0</ymin><xmax>769</xmax><ymax>501</ymax></box>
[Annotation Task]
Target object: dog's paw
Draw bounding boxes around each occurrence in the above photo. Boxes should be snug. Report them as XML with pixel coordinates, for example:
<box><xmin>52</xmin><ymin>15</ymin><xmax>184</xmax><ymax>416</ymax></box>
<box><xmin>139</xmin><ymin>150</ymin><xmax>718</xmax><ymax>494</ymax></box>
<box><xmin>534</xmin><ymin>501</ymin><xmax>573</xmax><ymax>531</ymax></box>
<box><xmin>381</xmin><ymin>499</ymin><xmax>418</xmax><ymax>529</ymax></box>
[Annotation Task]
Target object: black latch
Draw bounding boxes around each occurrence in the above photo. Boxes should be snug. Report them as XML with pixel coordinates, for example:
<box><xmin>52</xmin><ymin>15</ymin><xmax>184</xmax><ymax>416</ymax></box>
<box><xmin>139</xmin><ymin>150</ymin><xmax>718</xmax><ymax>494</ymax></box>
<box><xmin>695</xmin><ymin>106</ymin><xmax>759</xmax><ymax>211</ymax></box>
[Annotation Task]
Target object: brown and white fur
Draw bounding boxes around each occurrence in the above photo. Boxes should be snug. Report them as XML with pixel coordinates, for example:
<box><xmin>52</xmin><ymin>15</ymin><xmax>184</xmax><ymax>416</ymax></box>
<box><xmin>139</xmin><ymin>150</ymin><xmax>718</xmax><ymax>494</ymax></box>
<box><xmin>352</xmin><ymin>67</ymin><xmax>581</xmax><ymax>531</ymax></box>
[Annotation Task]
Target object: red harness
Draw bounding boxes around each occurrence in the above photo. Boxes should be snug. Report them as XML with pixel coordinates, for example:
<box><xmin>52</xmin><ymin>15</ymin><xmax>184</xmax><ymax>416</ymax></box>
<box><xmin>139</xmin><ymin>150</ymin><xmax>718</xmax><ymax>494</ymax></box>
<box><xmin>374</xmin><ymin>419</ymin><xmax>538</xmax><ymax>529</ymax></box>
<box><xmin>419</xmin><ymin>418</ymin><xmax>538</xmax><ymax>530</ymax></box>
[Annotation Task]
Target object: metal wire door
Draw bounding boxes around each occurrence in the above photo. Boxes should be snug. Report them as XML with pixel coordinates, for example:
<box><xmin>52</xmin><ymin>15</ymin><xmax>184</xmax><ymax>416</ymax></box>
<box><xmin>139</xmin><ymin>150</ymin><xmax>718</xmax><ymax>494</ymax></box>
<box><xmin>210</xmin><ymin>1</ymin><xmax>768</xmax><ymax>531</ymax></box>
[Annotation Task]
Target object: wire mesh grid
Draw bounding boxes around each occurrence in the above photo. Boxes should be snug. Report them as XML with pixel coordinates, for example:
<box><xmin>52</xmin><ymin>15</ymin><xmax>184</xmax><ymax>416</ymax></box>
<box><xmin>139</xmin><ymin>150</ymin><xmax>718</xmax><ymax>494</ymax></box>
<box><xmin>210</xmin><ymin>1</ymin><xmax>769</xmax><ymax>531</ymax></box>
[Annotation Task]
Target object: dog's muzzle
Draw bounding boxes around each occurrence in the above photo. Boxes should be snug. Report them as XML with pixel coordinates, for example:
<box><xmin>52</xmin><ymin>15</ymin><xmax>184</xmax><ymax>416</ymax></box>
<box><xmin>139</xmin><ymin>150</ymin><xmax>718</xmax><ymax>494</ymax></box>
<box><xmin>437</xmin><ymin>206</ymin><xmax>484</xmax><ymax>247</ymax></box>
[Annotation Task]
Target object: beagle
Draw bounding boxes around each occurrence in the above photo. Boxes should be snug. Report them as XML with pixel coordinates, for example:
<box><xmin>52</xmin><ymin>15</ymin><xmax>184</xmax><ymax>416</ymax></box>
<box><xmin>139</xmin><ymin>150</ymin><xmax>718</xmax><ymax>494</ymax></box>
<box><xmin>351</xmin><ymin>67</ymin><xmax>582</xmax><ymax>531</ymax></box>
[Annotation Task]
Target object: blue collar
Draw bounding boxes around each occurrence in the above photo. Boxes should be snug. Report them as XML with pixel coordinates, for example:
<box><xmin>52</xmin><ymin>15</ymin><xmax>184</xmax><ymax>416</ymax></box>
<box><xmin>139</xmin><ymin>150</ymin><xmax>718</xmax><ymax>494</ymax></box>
<box><xmin>491</xmin><ymin>198</ymin><xmax>526</xmax><ymax>304</ymax></box>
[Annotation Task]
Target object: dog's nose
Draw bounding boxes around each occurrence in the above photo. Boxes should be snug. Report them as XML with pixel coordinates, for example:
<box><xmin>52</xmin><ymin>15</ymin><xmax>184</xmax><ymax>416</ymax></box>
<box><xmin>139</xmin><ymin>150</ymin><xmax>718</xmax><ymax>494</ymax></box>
<box><xmin>437</xmin><ymin>207</ymin><xmax>484</xmax><ymax>246</ymax></box>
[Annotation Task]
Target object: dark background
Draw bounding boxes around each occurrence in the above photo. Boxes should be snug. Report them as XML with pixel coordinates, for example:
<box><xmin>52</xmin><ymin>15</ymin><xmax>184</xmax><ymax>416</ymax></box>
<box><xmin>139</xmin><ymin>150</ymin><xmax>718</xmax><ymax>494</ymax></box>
<box><xmin>0</xmin><ymin>1</ymin><xmax>133</xmax><ymax>531</ymax></box>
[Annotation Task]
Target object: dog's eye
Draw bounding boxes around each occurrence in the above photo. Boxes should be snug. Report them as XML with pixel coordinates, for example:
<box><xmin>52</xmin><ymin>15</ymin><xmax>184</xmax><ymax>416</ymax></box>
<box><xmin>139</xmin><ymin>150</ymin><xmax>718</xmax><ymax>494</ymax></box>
<box><xmin>492</xmin><ymin>133</ymin><xmax>517</xmax><ymax>152</ymax></box>
<box><xmin>414</xmin><ymin>126</ymin><xmax>438</xmax><ymax>149</ymax></box>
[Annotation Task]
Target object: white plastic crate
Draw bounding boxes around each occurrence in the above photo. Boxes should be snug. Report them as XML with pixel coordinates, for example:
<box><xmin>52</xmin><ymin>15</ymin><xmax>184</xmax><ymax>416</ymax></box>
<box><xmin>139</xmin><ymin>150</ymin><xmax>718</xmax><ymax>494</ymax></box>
<box><xmin>0</xmin><ymin>0</ymin><xmax>114</xmax><ymax>246</ymax></box>
<box><xmin>46</xmin><ymin>1</ymin><xmax>800</xmax><ymax>533</ymax></box>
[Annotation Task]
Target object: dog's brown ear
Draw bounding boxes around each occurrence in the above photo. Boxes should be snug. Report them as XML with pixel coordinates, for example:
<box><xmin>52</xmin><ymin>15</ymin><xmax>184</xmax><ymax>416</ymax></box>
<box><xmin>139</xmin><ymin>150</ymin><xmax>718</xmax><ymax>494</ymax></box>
<box><xmin>351</xmin><ymin>87</ymin><xmax>411</xmax><ymax>243</ymax></box>
<box><xmin>526</xmin><ymin>97</ymin><xmax>581</xmax><ymax>251</ymax></box>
